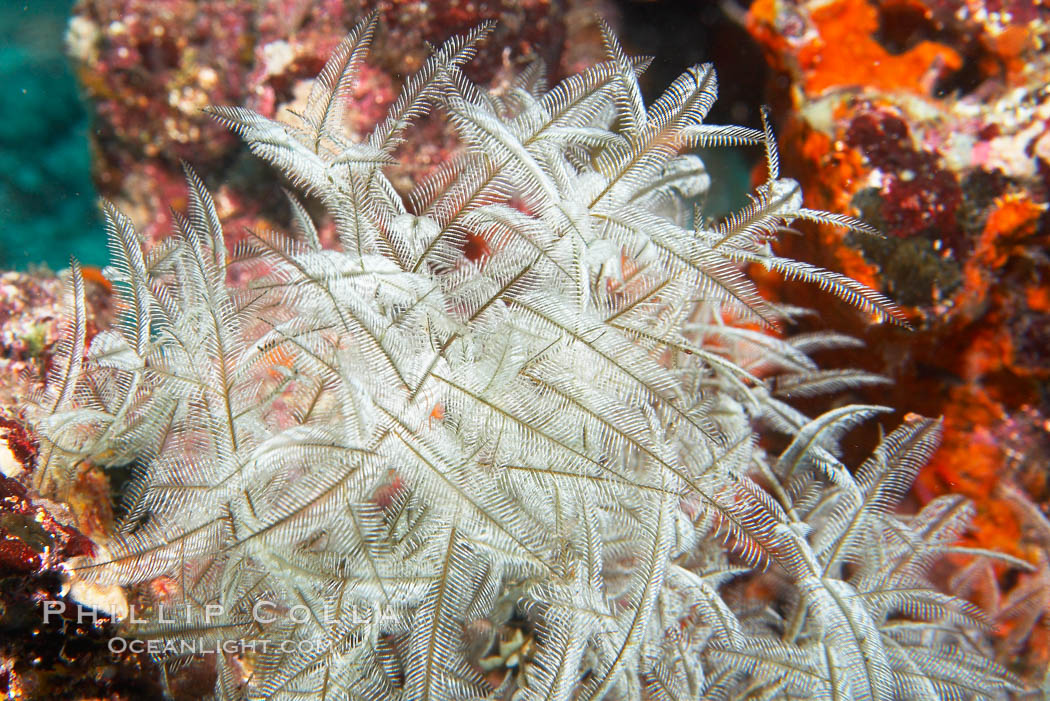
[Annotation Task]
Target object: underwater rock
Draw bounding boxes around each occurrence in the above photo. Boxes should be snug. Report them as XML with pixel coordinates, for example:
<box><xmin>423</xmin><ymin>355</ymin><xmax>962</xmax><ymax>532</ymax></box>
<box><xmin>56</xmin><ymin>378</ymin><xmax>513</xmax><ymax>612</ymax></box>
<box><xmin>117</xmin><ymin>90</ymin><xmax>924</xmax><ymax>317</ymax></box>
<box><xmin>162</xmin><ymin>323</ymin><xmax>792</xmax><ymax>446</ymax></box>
<box><xmin>66</xmin><ymin>0</ymin><xmax>611</xmax><ymax>249</ymax></box>
<box><xmin>0</xmin><ymin>270</ymin><xmax>113</xmax><ymax>408</ymax></box>
<box><xmin>747</xmin><ymin>0</ymin><xmax>1050</xmax><ymax>677</ymax></box>
<box><xmin>0</xmin><ymin>268</ymin><xmax>133</xmax><ymax>694</ymax></box>
<box><xmin>0</xmin><ymin>416</ymin><xmax>159</xmax><ymax>699</ymax></box>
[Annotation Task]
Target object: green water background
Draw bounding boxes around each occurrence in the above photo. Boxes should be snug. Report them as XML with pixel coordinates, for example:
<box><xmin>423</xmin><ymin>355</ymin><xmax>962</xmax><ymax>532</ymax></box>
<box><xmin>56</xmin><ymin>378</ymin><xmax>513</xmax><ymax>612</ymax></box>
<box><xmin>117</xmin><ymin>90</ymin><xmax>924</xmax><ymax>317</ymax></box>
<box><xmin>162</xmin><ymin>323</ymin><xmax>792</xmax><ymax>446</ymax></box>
<box><xmin>0</xmin><ymin>0</ymin><xmax>104</xmax><ymax>271</ymax></box>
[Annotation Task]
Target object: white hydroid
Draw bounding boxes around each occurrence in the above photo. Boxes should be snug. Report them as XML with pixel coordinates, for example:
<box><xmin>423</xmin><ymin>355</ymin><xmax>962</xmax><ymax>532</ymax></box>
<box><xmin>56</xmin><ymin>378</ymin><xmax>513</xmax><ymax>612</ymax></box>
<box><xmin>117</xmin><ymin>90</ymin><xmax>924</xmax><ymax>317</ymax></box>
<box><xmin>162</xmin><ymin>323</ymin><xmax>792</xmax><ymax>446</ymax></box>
<box><xmin>33</xmin><ymin>15</ymin><xmax>1016</xmax><ymax>701</ymax></box>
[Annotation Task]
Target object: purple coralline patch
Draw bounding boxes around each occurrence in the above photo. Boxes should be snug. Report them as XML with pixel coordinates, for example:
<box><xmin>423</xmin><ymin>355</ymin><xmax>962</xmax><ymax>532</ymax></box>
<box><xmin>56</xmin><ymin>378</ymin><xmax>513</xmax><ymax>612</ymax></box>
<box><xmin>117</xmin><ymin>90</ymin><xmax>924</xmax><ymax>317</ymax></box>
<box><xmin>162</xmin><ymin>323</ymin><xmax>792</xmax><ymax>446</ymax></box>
<box><xmin>846</xmin><ymin>108</ymin><xmax>964</xmax><ymax>248</ymax></box>
<box><xmin>883</xmin><ymin>167</ymin><xmax>962</xmax><ymax>243</ymax></box>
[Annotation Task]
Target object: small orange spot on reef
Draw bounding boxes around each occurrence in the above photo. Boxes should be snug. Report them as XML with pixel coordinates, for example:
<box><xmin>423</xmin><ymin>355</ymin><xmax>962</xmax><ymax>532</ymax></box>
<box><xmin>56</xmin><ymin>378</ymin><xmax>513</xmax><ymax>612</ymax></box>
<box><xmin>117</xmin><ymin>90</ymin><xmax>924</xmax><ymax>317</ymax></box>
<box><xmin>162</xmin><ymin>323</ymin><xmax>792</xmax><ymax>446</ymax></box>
<box><xmin>990</xmin><ymin>25</ymin><xmax>1032</xmax><ymax>82</ymax></box>
<box><xmin>79</xmin><ymin>266</ymin><xmax>113</xmax><ymax>293</ymax></box>
<box><xmin>1026</xmin><ymin>287</ymin><xmax>1050</xmax><ymax>313</ymax></box>
<box><xmin>959</xmin><ymin>194</ymin><xmax>1046</xmax><ymax>310</ymax></box>
<box><xmin>429</xmin><ymin>403</ymin><xmax>445</xmax><ymax>421</ymax></box>
<box><xmin>971</xmin><ymin>500</ymin><xmax>1025</xmax><ymax>559</ymax></box>
<box><xmin>961</xmin><ymin>196</ymin><xmax>1045</xmax><ymax>308</ymax></box>
<box><xmin>979</xmin><ymin>194</ymin><xmax>1044</xmax><ymax>265</ymax></box>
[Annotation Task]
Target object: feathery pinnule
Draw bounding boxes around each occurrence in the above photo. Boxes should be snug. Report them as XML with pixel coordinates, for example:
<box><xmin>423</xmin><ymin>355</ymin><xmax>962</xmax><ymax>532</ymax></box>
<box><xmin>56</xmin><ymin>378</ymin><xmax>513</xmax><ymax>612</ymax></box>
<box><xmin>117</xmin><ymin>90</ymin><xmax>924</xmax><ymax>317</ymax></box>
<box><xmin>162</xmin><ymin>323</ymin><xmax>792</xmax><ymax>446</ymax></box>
<box><xmin>33</xmin><ymin>14</ymin><xmax>1018</xmax><ymax>701</ymax></box>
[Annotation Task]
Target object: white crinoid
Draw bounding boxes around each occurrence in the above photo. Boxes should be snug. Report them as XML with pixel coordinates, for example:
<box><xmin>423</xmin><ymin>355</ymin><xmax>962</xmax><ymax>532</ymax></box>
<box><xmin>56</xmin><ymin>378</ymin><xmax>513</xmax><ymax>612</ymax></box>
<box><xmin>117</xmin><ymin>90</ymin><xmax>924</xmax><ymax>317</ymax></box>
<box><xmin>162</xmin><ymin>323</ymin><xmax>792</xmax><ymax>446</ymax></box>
<box><xmin>33</xmin><ymin>14</ymin><xmax>1018</xmax><ymax>701</ymax></box>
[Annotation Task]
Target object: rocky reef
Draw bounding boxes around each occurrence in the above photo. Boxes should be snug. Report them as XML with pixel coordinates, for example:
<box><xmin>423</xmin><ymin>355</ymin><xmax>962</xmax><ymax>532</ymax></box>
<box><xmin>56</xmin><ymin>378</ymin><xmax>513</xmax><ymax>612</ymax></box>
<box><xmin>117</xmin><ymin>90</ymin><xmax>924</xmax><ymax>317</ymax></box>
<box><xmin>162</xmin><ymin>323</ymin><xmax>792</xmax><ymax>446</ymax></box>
<box><xmin>63</xmin><ymin>0</ymin><xmax>612</xmax><ymax>250</ymax></box>
<box><xmin>747</xmin><ymin>0</ymin><xmax>1050</xmax><ymax>677</ymax></box>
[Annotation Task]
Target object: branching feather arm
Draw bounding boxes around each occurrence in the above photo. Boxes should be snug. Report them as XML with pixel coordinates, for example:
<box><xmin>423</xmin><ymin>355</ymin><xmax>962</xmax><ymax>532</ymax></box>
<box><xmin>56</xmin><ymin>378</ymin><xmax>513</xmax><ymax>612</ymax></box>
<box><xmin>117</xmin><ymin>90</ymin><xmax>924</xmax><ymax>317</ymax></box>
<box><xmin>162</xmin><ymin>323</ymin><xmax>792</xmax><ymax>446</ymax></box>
<box><xmin>31</xmin><ymin>14</ymin><xmax>1018</xmax><ymax>701</ymax></box>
